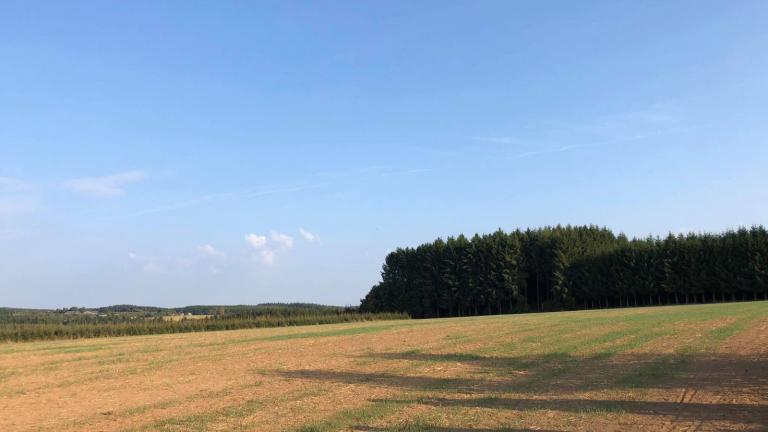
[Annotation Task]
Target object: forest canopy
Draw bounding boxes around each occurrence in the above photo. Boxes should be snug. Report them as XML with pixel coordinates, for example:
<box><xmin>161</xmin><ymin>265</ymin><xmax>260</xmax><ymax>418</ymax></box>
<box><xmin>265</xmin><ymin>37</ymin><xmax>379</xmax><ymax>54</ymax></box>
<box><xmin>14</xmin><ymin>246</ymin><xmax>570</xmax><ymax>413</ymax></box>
<box><xmin>359</xmin><ymin>225</ymin><xmax>768</xmax><ymax>318</ymax></box>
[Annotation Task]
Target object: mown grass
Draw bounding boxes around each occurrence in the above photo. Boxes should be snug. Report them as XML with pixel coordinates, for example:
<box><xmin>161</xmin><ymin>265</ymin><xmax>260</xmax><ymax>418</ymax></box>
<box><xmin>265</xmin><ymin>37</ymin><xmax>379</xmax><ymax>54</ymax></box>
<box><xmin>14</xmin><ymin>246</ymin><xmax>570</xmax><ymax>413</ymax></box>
<box><xmin>294</xmin><ymin>400</ymin><xmax>401</xmax><ymax>432</ymax></box>
<box><xmin>614</xmin><ymin>355</ymin><xmax>691</xmax><ymax>388</ymax></box>
<box><xmin>129</xmin><ymin>385</ymin><xmax>329</xmax><ymax>432</ymax></box>
<box><xmin>288</xmin><ymin>302</ymin><xmax>767</xmax><ymax>431</ymax></box>
<box><xmin>2</xmin><ymin>302</ymin><xmax>765</xmax><ymax>432</ymax></box>
<box><xmin>263</xmin><ymin>322</ymin><xmax>416</xmax><ymax>341</ymax></box>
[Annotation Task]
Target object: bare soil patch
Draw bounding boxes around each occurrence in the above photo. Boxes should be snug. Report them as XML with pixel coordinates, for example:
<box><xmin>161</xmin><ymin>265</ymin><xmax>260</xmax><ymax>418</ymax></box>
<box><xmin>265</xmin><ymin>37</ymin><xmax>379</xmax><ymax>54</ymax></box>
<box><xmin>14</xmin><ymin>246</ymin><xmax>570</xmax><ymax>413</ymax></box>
<box><xmin>1</xmin><ymin>303</ymin><xmax>766</xmax><ymax>431</ymax></box>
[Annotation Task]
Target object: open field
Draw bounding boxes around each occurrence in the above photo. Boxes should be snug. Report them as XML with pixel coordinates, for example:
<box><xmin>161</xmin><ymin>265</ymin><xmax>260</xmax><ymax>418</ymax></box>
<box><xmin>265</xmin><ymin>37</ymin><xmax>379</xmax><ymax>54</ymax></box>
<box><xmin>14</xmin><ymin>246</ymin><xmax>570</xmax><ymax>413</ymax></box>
<box><xmin>1</xmin><ymin>302</ymin><xmax>766</xmax><ymax>431</ymax></box>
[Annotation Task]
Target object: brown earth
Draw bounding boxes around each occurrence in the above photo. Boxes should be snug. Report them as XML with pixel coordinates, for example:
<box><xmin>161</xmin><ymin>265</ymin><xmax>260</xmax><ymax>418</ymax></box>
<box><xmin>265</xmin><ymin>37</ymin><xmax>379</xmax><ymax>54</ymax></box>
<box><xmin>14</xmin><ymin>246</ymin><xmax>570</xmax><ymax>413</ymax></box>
<box><xmin>0</xmin><ymin>302</ymin><xmax>766</xmax><ymax>431</ymax></box>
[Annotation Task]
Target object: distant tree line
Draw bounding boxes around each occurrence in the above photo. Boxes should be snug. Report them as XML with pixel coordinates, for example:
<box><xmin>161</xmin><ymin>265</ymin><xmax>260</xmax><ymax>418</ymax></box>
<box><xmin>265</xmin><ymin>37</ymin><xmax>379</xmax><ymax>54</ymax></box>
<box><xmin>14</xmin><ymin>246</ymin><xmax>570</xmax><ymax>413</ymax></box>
<box><xmin>174</xmin><ymin>303</ymin><xmax>349</xmax><ymax>316</ymax></box>
<box><xmin>91</xmin><ymin>303</ymin><xmax>348</xmax><ymax>316</ymax></box>
<box><xmin>360</xmin><ymin>225</ymin><xmax>768</xmax><ymax>318</ymax></box>
<box><xmin>0</xmin><ymin>305</ymin><xmax>407</xmax><ymax>342</ymax></box>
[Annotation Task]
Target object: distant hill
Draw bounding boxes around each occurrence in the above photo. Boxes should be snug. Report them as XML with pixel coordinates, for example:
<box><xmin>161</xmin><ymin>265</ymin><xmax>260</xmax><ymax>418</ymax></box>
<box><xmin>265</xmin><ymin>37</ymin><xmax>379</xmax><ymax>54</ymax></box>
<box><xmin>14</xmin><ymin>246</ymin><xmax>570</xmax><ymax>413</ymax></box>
<box><xmin>1</xmin><ymin>303</ymin><xmax>352</xmax><ymax>316</ymax></box>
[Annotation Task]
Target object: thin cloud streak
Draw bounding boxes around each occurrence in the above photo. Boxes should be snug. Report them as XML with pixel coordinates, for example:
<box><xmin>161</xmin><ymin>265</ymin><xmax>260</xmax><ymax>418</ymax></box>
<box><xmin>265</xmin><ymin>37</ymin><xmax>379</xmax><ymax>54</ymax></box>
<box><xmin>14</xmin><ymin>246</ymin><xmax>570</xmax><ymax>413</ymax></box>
<box><xmin>65</xmin><ymin>171</ymin><xmax>146</xmax><ymax>197</ymax></box>
<box><xmin>81</xmin><ymin>163</ymin><xmax>429</xmax><ymax>220</ymax></box>
<box><xmin>120</xmin><ymin>183</ymin><xmax>327</xmax><ymax>218</ymax></box>
<box><xmin>514</xmin><ymin>127</ymin><xmax>696</xmax><ymax>158</ymax></box>
<box><xmin>314</xmin><ymin>165</ymin><xmax>393</xmax><ymax>178</ymax></box>
<box><xmin>299</xmin><ymin>228</ymin><xmax>320</xmax><ymax>243</ymax></box>
<box><xmin>380</xmin><ymin>168</ymin><xmax>434</xmax><ymax>176</ymax></box>
<box><xmin>468</xmin><ymin>136</ymin><xmax>526</xmax><ymax>145</ymax></box>
<box><xmin>517</xmin><ymin>144</ymin><xmax>590</xmax><ymax>158</ymax></box>
<box><xmin>507</xmin><ymin>103</ymin><xmax>701</xmax><ymax>158</ymax></box>
<box><xmin>239</xmin><ymin>183</ymin><xmax>329</xmax><ymax>199</ymax></box>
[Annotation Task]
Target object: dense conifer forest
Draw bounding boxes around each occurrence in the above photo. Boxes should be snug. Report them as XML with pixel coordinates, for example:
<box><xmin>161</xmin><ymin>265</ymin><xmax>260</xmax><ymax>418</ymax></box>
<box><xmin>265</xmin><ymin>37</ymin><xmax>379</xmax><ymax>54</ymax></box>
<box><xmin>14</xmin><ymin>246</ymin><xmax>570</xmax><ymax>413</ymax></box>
<box><xmin>360</xmin><ymin>225</ymin><xmax>768</xmax><ymax>318</ymax></box>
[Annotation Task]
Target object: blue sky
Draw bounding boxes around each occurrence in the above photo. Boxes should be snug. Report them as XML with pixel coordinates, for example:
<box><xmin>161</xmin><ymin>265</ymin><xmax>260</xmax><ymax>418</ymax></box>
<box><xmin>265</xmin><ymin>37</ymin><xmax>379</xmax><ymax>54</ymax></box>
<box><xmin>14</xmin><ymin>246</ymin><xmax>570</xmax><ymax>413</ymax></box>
<box><xmin>1</xmin><ymin>1</ymin><xmax>767</xmax><ymax>308</ymax></box>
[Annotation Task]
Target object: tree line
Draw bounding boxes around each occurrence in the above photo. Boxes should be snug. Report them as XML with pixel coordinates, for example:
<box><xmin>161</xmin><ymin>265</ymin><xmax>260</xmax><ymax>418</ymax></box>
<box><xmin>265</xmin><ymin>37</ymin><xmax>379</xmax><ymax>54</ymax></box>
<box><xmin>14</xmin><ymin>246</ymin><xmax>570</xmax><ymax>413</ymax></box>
<box><xmin>0</xmin><ymin>306</ymin><xmax>407</xmax><ymax>342</ymax></box>
<box><xmin>360</xmin><ymin>225</ymin><xmax>768</xmax><ymax>318</ymax></box>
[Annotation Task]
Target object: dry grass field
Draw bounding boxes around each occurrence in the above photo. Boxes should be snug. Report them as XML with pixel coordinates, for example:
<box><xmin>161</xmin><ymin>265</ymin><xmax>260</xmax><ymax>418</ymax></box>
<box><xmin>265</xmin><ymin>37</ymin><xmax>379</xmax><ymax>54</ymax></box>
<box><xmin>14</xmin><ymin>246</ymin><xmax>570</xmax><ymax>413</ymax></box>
<box><xmin>1</xmin><ymin>302</ymin><xmax>766</xmax><ymax>432</ymax></box>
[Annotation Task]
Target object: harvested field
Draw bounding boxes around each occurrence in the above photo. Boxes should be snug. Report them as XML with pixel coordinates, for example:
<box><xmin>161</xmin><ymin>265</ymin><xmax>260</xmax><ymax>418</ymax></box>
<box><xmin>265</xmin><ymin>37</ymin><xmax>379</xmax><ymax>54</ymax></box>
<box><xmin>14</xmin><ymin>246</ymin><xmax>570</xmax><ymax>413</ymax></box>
<box><xmin>1</xmin><ymin>302</ymin><xmax>766</xmax><ymax>431</ymax></box>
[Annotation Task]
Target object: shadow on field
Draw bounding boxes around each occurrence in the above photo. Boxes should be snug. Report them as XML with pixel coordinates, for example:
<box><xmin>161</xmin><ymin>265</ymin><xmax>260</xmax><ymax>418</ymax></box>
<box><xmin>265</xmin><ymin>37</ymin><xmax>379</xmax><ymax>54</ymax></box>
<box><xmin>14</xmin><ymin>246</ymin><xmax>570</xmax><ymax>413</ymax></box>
<box><xmin>275</xmin><ymin>351</ymin><xmax>768</xmax><ymax>428</ymax></box>
<box><xmin>279</xmin><ymin>352</ymin><xmax>768</xmax><ymax>393</ymax></box>
<box><xmin>363</xmin><ymin>351</ymin><xmax>768</xmax><ymax>391</ymax></box>
<box><xmin>369</xmin><ymin>397</ymin><xmax>768</xmax><ymax>428</ymax></box>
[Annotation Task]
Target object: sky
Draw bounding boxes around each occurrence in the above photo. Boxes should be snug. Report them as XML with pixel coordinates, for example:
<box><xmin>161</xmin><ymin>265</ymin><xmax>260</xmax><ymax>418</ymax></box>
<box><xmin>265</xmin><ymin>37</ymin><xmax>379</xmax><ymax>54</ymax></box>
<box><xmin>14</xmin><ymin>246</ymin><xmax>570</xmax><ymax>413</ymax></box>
<box><xmin>1</xmin><ymin>1</ymin><xmax>767</xmax><ymax>308</ymax></box>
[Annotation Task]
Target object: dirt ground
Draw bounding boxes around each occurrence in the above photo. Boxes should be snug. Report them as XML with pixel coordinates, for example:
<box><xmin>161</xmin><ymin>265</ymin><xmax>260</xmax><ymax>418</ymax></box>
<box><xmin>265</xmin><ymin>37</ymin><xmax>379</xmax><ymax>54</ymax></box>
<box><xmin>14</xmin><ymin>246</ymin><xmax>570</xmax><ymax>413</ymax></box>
<box><xmin>0</xmin><ymin>302</ymin><xmax>766</xmax><ymax>431</ymax></box>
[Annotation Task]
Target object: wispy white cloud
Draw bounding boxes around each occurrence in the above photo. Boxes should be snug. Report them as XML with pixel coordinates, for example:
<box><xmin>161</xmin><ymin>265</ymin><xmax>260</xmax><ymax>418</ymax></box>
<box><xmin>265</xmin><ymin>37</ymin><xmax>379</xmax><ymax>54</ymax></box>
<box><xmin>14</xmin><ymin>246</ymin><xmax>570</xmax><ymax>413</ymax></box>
<box><xmin>244</xmin><ymin>233</ymin><xmax>267</xmax><ymax>249</ymax></box>
<box><xmin>245</xmin><ymin>231</ymin><xmax>294</xmax><ymax>266</ymax></box>
<box><xmin>197</xmin><ymin>244</ymin><xmax>225</xmax><ymax>258</ymax></box>
<box><xmin>270</xmin><ymin>231</ymin><xmax>294</xmax><ymax>250</ymax></box>
<box><xmin>65</xmin><ymin>171</ymin><xmax>146</xmax><ymax>197</ymax></box>
<box><xmin>245</xmin><ymin>233</ymin><xmax>276</xmax><ymax>265</ymax></box>
<box><xmin>299</xmin><ymin>227</ymin><xmax>320</xmax><ymax>243</ymax></box>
